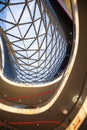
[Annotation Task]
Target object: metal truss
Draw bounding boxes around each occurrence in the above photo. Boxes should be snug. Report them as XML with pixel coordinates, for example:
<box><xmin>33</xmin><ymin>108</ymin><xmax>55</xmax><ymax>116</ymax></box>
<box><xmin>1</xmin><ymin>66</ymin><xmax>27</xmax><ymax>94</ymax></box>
<box><xmin>0</xmin><ymin>0</ymin><xmax>67</xmax><ymax>84</ymax></box>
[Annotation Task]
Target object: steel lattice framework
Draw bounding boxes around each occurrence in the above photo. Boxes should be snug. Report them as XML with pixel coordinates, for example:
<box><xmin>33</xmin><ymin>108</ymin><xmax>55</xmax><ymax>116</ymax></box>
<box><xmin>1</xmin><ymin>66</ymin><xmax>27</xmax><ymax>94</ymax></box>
<box><xmin>0</xmin><ymin>0</ymin><xmax>67</xmax><ymax>84</ymax></box>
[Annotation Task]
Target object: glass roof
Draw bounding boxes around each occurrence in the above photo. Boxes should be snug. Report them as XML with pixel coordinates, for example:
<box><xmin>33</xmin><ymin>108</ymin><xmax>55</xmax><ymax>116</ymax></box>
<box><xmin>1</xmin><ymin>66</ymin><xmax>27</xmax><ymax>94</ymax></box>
<box><xmin>0</xmin><ymin>0</ymin><xmax>67</xmax><ymax>84</ymax></box>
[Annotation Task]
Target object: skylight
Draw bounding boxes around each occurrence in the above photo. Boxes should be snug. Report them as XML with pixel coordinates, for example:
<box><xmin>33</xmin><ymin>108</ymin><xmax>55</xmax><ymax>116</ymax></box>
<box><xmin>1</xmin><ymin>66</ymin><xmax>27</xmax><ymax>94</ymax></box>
<box><xmin>0</xmin><ymin>0</ymin><xmax>67</xmax><ymax>84</ymax></box>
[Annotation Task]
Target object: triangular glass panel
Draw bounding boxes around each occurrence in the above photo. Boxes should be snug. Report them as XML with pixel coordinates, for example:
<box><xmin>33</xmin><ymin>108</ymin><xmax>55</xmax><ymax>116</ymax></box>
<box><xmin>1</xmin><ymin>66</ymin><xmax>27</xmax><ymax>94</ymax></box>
<box><xmin>39</xmin><ymin>50</ymin><xmax>45</xmax><ymax>59</ymax></box>
<box><xmin>38</xmin><ymin>35</ymin><xmax>46</xmax><ymax>49</ymax></box>
<box><xmin>46</xmin><ymin>60</ymin><xmax>50</xmax><ymax>66</ymax></box>
<box><xmin>39</xmin><ymin>20</ymin><xmax>45</xmax><ymax>35</ymax></box>
<box><xmin>20</xmin><ymin>6</ymin><xmax>32</xmax><ymax>23</ymax></box>
<box><xmin>0</xmin><ymin>21</ymin><xmax>5</xmax><ymax>31</ymax></box>
<box><xmin>0</xmin><ymin>3</ymin><xmax>6</xmax><ymax>12</ymax></box>
<box><xmin>48</xmin><ymin>42</ymin><xmax>52</xmax><ymax>51</ymax></box>
<box><xmin>34</xmin><ymin>4</ymin><xmax>41</xmax><ymax>20</ymax></box>
<box><xmin>7</xmin><ymin>34</ymin><xmax>19</xmax><ymax>42</ymax></box>
<box><xmin>17</xmin><ymin>59</ymin><xmax>25</xmax><ymax>65</ymax></box>
<box><xmin>0</xmin><ymin>7</ymin><xmax>15</xmax><ymax>23</ymax></box>
<box><xmin>52</xmin><ymin>44</ymin><xmax>57</xmax><ymax>53</ymax></box>
<box><xmin>28</xmin><ymin>50</ymin><xmax>37</xmax><ymax>58</ymax></box>
<box><xmin>45</xmin><ymin>63</ymin><xmax>50</xmax><ymax>69</ymax></box>
<box><xmin>40</xmin><ymin>62</ymin><xmax>45</xmax><ymax>68</ymax></box>
<box><xmin>19</xmin><ymin>24</ymin><xmax>31</xmax><ymax>37</ymax></box>
<box><xmin>28</xmin><ymin>0</ymin><xmax>36</xmax><ymax>18</ymax></box>
<box><xmin>31</xmin><ymin>68</ymin><xmax>37</xmax><ymax>73</ymax></box>
<box><xmin>30</xmin><ymin>52</ymin><xmax>38</xmax><ymax>60</ymax></box>
<box><xmin>9</xmin><ymin>4</ymin><xmax>25</xmax><ymax>22</ymax></box>
<box><xmin>38</xmin><ymin>67</ymin><xmax>43</xmax><ymax>73</ymax></box>
<box><xmin>46</xmin><ymin>49</ymin><xmax>50</xmax><ymax>56</ymax></box>
<box><xmin>16</xmin><ymin>51</ymin><xmax>27</xmax><ymax>57</ymax></box>
<box><xmin>43</xmin><ymin>38</ymin><xmax>47</xmax><ymax>50</ymax></box>
<box><xmin>34</xmin><ymin>19</ymin><xmax>41</xmax><ymax>33</ymax></box>
<box><xmin>29</xmin><ymin>59</ymin><xmax>36</xmax><ymax>65</ymax></box>
<box><xmin>52</xmin><ymin>51</ymin><xmax>55</xmax><ymax>58</ymax></box>
<box><xmin>44</xmin><ymin>68</ymin><xmax>49</xmax><ymax>74</ymax></box>
<box><xmin>13</xmin><ymin>41</ymin><xmax>25</xmax><ymax>49</ymax></box>
<box><xmin>39</xmin><ymin>60</ymin><xmax>44</xmax><ymax>66</ymax></box>
<box><xmin>30</xmin><ymin>68</ymin><xmax>37</xmax><ymax>74</ymax></box>
<box><xmin>10</xmin><ymin>0</ymin><xmax>25</xmax><ymax>3</ymax></box>
<box><xmin>28</xmin><ymin>71</ymin><xmax>34</xmax><ymax>75</ymax></box>
<box><xmin>23</xmin><ymin>39</ymin><xmax>35</xmax><ymax>49</ymax></box>
<box><xmin>47</xmin><ymin>35</ymin><xmax>52</xmax><ymax>45</ymax></box>
<box><xmin>19</xmin><ymin>66</ymin><xmax>27</xmax><ymax>71</ymax></box>
<box><xmin>29</xmin><ymin>66</ymin><xmax>36</xmax><ymax>71</ymax></box>
<box><xmin>46</xmin><ymin>52</ymin><xmax>51</xmax><ymax>61</ymax></box>
<box><xmin>29</xmin><ymin>39</ymin><xmax>38</xmax><ymax>50</ymax></box>
<box><xmin>18</xmin><ymin>59</ymin><xmax>28</xmax><ymax>65</ymax></box>
<box><xmin>7</xmin><ymin>27</ymin><xmax>21</xmax><ymax>38</ymax></box>
<box><xmin>5</xmin><ymin>22</ymin><xmax>15</xmax><ymax>31</ymax></box>
<box><xmin>41</xmin><ymin>53</ymin><xmax>45</xmax><ymax>60</ymax></box>
<box><xmin>25</xmin><ymin>25</ymin><xmax>36</xmax><ymax>38</ymax></box>
<box><xmin>12</xmin><ymin>44</ymin><xmax>23</xmax><ymax>51</ymax></box>
<box><xmin>32</xmin><ymin>62</ymin><xmax>38</xmax><ymax>68</ymax></box>
<box><xmin>20</xmin><ymin>59</ymin><xmax>28</xmax><ymax>64</ymax></box>
<box><xmin>51</xmin><ymin>58</ymin><xmax>55</xmax><ymax>66</ymax></box>
<box><xmin>15</xmin><ymin>52</ymin><xmax>25</xmax><ymax>58</ymax></box>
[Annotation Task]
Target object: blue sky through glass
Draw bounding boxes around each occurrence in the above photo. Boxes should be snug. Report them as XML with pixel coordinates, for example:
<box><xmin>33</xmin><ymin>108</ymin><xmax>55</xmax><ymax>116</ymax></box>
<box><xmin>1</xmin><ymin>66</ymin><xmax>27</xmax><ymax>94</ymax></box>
<box><xmin>0</xmin><ymin>0</ymin><xmax>67</xmax><ymax>84</ymax></box>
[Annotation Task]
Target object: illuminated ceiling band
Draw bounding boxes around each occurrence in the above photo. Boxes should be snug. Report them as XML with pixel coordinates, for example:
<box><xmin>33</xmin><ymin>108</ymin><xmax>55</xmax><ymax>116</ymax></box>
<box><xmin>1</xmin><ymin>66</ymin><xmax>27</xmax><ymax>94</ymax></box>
<box><xmin>0</xmin><ymin>0</ymin><xmax>79</xmax><ymax>115</ymax></box>
<box><xmin>0</xmin><ymin>0</ymin><xmax>67</xmax><ymax>84</ymax></box>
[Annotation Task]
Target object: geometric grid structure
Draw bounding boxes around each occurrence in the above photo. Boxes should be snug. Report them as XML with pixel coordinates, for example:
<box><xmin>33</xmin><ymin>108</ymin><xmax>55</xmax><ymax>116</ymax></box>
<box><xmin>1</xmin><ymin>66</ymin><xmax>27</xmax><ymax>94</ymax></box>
<box><xmin>0</xmin><ymin>0</ymin><xmax>67</xmax><ymax>84</ymax></box>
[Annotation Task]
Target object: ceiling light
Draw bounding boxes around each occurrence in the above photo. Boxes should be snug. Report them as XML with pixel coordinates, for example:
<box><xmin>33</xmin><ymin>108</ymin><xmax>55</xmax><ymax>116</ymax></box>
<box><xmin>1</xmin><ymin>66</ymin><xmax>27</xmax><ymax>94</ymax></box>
<box><xmin>62</xmin><ymin>109</ymin><xmax>68</xmax><ymax>115</ymax></box>
<box><xmin>39</xmin><ymin>99</ymin><xmax>42</xmax><ymax>103</ymax></box>
<box><xmin>19</xmin><ymin>99</ymin><xmax>22</xmax><ymax>102</ymax></box>
<box><xmin>4</xmin><ymin>94</ymin><xmax>7</xmax><ymax>97</ymax></box>
<box><xmin>37</xmin><ymin>124</ymin><xmax>39</xmax><ymax>126</ymax></box>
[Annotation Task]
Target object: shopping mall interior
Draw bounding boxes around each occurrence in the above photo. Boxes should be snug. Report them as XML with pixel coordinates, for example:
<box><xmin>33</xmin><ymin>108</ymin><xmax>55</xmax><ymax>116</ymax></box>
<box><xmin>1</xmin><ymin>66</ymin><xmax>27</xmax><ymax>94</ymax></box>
<box><xmin>0</xmin><ymin>0</ymin><xmax>87</xmax><ymax>130</ymax></box>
